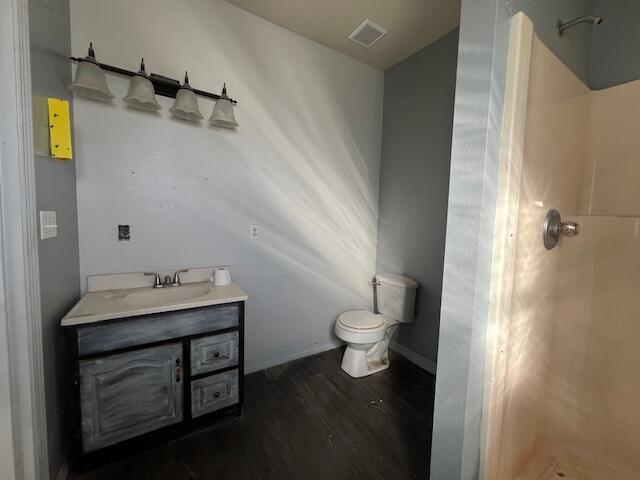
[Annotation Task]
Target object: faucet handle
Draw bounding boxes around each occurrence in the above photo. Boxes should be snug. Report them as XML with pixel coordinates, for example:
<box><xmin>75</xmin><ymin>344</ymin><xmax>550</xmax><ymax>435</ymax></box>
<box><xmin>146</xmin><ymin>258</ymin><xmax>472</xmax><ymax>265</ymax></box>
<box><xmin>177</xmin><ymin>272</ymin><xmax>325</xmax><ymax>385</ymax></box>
<box><xmin>144</xmin><ymin>272</ymin><xmax>163</xmax><ymax>288</ymax></box>
<box><xmin>172</xmin><ymin>269</ymin><xmax>189</xmax><ymax>286</ymax></box>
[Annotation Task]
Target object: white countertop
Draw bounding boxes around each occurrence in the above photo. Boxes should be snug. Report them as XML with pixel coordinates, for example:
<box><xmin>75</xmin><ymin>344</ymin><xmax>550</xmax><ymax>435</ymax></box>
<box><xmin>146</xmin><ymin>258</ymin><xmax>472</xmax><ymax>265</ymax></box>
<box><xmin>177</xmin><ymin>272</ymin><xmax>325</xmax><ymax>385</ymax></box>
<box><xmin>61</xmin><ymin>282</ymin><xmax>247</xmax><ymax>327</ymax></box>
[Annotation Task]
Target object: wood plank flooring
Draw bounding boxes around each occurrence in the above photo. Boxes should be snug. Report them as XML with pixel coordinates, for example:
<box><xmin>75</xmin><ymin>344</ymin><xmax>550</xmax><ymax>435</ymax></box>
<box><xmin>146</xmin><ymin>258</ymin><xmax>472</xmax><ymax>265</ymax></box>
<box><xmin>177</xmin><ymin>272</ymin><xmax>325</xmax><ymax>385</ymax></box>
<box><xmin>69</xmin><ymin>347</ymin><xmax>435</xmax><ymax>480</ymax></box>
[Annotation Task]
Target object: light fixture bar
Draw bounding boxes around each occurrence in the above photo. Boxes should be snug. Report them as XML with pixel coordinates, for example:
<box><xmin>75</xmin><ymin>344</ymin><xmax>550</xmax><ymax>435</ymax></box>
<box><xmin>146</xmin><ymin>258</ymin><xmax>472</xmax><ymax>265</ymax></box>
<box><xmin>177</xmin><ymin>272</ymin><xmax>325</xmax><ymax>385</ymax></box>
<box><xmin>69</xmin><ymin>56</ymin><xmax>238</xmax><ymax>104</ymax></box>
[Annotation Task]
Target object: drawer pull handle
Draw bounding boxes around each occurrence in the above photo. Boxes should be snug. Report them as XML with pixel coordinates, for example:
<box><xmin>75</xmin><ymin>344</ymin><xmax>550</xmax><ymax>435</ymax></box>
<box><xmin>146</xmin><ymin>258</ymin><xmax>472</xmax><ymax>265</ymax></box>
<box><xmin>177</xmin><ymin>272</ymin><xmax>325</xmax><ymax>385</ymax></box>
<box><xmin>213</xmin><ymin>392</ymin><xmax>220</xmax><ymax>399</ymax></box>
<box><xmin>214</xmin><ymin>352</ymin><xmax>220</xmax><ymax>358</ymax></box>
<box><xmin>176</xmin><ymin>358</ymin><xmax>181</xmax><ymax>382</ymax></box>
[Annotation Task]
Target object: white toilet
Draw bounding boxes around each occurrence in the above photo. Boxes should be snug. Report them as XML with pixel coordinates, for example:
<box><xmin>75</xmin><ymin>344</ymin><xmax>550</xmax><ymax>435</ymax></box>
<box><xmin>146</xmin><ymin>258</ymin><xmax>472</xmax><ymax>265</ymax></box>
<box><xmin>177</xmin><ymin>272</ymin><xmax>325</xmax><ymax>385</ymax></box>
<box><xmin>334</xmin><ymin>273</ymin><xmax>418</xmax><ymax>378</ymax></box>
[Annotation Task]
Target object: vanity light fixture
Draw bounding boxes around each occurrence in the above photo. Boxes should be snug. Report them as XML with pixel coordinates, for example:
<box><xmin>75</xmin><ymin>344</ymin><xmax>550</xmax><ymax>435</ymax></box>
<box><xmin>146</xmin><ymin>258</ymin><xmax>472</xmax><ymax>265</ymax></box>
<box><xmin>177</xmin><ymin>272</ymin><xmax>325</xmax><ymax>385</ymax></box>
<box><xmin>122</xmin><ymin>59</ymin><xmax>161</xmax><ymax>111</ymax></box>
<box><xmin>68</xmin><ymin>43</ymin><xmax>114</xmax><ymax>102</ymax></box>
<box><xmin>209</xmin><ymin>83</ymin><xmax>238</xmax><ymax>129</ymax></box>
<box><xmin>68</xmin><ymin>47</ymin><xmax>239</xmax><ymax>123</ymax></box>
<box><xmin>169</xmin><ymin>72</ymin><xmax>203</xmax><ymax>121</ymax></box>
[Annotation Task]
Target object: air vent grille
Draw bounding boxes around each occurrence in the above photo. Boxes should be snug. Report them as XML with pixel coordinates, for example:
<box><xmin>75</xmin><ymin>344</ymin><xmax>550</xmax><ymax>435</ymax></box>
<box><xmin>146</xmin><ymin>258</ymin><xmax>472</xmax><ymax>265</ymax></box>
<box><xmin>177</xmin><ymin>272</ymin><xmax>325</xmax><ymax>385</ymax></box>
<box><xmin>348</xmin><ymin>19</ymin><xmax>388</xmax><ymax>48</ymax></box>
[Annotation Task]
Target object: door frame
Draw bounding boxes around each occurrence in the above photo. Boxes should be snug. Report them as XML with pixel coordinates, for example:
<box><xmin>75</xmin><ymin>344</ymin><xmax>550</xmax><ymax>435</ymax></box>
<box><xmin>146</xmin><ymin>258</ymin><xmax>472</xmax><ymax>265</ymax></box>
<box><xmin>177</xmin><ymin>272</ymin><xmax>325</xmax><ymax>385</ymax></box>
<box><xmin>0</xmin><ymin>0</ymin><xmax>50</xmax><ymax>478</ymax></box>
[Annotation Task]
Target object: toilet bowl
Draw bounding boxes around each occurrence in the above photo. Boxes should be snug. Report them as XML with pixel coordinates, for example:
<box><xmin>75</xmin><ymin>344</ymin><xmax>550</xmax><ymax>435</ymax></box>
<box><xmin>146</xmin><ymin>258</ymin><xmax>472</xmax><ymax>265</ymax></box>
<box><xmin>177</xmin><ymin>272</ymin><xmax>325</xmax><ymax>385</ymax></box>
<box><xmin>334</xmin><ymin>310</ymin><xmax>398</xmax><ymax>377</ymax></box>
<box><xmin>335</xmin><ymin>274</ymin><xmax>418</xmax><ymax>378</ymax></box>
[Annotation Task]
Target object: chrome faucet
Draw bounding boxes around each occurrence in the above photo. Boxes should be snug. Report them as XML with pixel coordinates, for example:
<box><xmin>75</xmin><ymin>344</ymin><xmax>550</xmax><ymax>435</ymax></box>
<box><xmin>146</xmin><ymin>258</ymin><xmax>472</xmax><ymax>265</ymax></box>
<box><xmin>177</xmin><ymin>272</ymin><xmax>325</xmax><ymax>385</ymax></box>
<box><xmin>144</xmin><ymin>272</ymin><xmax>163</xmax><ymax>288</ymax></box>
<box><xmin>172</xmin><ymin>269</ymin><xmax>188</xmax><ymax>286</ymax></box>
<box><xmin>144</xmin><ymin>269</ymin><xmax>189</xmax><ymax>288</ymax></box>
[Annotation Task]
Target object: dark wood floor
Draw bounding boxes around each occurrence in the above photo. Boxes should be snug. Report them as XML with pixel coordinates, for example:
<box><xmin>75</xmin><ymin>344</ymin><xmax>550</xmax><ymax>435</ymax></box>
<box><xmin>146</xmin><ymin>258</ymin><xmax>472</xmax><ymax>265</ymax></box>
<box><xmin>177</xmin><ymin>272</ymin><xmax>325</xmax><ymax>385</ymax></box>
<box><xmin>69</xmin><ymin>347</ymin><xmax>435</xmax><ymax>480</ymax></box>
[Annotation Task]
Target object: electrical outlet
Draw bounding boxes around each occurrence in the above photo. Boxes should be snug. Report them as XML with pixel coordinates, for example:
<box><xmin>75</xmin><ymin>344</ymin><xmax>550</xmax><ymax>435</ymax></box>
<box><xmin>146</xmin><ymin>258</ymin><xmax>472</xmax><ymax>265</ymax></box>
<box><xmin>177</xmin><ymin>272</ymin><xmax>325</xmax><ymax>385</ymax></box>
<box><xmin>118</xmin><ymin>225</ymin><xmax>130</xmax><ymax>241</ymax></box>
<box><xmin>250</xmin><ymin>224</ymin><xmax>260</xmax><ymax>239</ymax></box>
<box><xmin>40</xmin><ymin>211</ymin><xmax>57</xmax><ymax>240</ymax></box>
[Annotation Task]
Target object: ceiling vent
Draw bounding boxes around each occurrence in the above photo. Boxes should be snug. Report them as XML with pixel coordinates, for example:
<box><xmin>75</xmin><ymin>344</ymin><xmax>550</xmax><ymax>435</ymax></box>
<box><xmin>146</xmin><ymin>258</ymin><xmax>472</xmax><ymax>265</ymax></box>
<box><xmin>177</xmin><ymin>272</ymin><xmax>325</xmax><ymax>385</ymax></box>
<box><xmin>348</xmin><ymin>19</ymin><xmax>388</xmax><ymax>48</ymax></box>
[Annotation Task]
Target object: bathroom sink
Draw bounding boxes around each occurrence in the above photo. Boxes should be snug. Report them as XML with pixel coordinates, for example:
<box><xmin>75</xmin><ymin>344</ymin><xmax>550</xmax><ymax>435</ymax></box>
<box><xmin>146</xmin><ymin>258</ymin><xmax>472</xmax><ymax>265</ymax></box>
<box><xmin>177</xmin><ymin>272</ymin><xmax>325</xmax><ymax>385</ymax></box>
<box><xmin>123</xmin><ymin>284</ymin><xmax>211</xmax><ymax>307</ymax></box>
<box><xmin>61</xmin><ymin>280</ymin><xmax>248</xmax><ymax>326</ymax></box>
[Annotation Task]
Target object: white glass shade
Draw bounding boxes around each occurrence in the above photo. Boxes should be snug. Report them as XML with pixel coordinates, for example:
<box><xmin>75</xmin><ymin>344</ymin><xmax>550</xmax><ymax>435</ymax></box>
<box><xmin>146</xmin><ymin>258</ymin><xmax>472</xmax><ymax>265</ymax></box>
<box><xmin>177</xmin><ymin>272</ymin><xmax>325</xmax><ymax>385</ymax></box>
<box><xmin>123</xmin><ymin>73</ymin><xmax>160</xmax><ymax>111</ymax></box>
<box><xmin>68</xmin><ymin>58</ymin><xmax>114</xmax><ymax>102</ymax></box>
<box><xmin>170</xmin><ymin>87</ymin><xmax>202</xmax><ymax>121</ymax></box>
<box><xmin>209</xmin><ymin>97</ymin><xmax>238</xmax><ymax>128</ymax></box>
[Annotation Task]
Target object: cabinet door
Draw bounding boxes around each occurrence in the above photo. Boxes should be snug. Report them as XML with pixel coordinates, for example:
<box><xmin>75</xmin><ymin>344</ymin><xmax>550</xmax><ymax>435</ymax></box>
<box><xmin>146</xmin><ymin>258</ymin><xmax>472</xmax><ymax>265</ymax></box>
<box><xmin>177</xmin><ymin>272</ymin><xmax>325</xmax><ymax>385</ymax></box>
<box><xmin>79</xmin><ymin>343</ymin><xmax>183</xmax><ymax>452</ymax></box>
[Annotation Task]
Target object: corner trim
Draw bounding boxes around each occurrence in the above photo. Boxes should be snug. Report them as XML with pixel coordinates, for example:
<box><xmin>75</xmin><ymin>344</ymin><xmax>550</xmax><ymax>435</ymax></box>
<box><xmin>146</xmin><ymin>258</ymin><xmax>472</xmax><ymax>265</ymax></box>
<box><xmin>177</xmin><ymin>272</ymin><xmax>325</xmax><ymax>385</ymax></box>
<box><xmin>0</xmin><ymin>0</ymin><xmax>49</xmax><ymax>477</ymax></box>
<box><xmin>480</xmin><ymin>12</ymin><xmax>534</xmax><ymax>480</ymax></box>
<box><xmin>390</xmin><ymin>341</ymin><xmax>437</xmax><ymax>375</ymax></box>
<box><xmin>244</xmin><ymin>338</ymin><xmax>341</xmax><ymax>374</ymax></box>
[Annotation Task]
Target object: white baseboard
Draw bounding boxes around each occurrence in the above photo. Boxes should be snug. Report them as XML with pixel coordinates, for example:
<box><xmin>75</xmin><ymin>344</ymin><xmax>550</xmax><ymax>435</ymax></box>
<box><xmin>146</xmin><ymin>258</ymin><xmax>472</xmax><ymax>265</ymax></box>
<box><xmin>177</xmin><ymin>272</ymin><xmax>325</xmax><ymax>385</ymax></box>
<box><xmin>390</xmin><ymin>340</ymin><xmax>437</xmax><ymax>375</ymax></box>
<box><xmin>245</xmin><ymin>339</ymin><xmax>437</xmax><ymax>376</ymax></box>
<box><xmin>245</xmin><ymin>338</ymin><xmax>342</xmax><ymax>374</ymax></box>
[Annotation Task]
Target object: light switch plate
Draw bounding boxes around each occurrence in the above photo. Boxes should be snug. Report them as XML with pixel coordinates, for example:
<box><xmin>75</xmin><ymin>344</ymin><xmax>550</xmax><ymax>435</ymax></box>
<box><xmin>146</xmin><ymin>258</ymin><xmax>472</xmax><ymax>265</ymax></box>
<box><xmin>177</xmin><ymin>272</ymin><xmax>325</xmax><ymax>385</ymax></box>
<box><xmin>40</xmin><ymin>211</ymin><xmax>57</xmax><ymax>239</ymax></box>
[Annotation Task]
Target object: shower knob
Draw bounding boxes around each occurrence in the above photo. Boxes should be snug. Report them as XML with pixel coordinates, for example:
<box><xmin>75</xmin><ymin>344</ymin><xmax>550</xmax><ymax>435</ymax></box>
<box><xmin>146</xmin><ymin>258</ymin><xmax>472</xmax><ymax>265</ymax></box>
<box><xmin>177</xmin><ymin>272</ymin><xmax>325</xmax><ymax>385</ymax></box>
<box><xmin>542</xmin><ymin>209</ymin><xmax>580</xmax><ymax>250</ymax></box>
<box><xmin>558</xmin><ymin>221</ymin><xmax>580</xmax><ymax>237</ymax></box>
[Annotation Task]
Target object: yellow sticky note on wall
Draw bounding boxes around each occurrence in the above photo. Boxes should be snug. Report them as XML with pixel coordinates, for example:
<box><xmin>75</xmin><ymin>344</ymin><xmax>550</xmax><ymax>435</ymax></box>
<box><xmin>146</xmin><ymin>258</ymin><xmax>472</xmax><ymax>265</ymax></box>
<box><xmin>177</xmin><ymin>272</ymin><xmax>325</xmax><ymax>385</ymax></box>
<box><xmin>47</xmin><ymin>98</ymin><xmax>73</xmax><ymax>160</ymax></box>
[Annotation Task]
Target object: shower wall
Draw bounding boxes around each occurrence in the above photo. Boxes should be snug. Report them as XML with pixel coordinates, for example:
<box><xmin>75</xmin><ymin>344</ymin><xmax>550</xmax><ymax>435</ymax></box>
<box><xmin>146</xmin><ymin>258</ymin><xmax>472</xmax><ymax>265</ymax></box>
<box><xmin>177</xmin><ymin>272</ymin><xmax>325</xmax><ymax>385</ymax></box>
<box><xmin>489</xmin><ymin>12</ymin><xmax>640</xmax><ymax>479</ymax></box>
<box><xmin>586</xmin><ymin>80</ymin><xmax>640</xmax><ymax>214</ymax></box>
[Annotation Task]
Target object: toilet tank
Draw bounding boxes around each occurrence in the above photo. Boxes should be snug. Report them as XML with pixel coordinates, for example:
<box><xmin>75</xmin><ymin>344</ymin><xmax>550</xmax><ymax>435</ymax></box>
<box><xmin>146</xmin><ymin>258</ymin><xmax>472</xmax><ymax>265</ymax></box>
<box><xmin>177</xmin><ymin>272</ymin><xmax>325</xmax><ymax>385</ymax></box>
<box><xmin>375</xmin><ymin>273</ymin><xmax>418</xmax><ymax>322</ymax></box>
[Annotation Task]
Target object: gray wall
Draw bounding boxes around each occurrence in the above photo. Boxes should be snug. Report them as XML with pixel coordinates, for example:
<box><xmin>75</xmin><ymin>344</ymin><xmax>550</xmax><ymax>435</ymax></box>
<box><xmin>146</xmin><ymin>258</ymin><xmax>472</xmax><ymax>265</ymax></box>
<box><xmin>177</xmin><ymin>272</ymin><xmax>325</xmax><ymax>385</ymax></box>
<box><xmin>590</xmin><ymin>0</ymin><xmax>640</xmax><ymax>89</ymax></box>
<box><xmin>29</xmin><ymin>0</ymin><xmax>81</xmax><ymax>475</ymax></box>
<box><xmin>511</xmin><ymin>0</ymin><xmax>596</xmax><ymax>86</ymax></box>
<box><xmin>430</xmin><ymin>0</ymin><xmax>510</xmax><ymax>478</ymax></box>
<box><xmin>376</xmin><ymin>29</ymin><xmax>458</xmax><ymax>366</ymax></box>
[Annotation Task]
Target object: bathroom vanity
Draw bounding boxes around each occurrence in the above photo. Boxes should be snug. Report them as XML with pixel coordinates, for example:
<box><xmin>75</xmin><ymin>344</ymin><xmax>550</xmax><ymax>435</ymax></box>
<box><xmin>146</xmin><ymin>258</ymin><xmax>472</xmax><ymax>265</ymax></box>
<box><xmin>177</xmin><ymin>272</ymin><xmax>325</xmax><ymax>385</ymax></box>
<box><xmin>61</xmin><ymin>269</ymin><xmax>247</xmax><ymax>468</ymax></box>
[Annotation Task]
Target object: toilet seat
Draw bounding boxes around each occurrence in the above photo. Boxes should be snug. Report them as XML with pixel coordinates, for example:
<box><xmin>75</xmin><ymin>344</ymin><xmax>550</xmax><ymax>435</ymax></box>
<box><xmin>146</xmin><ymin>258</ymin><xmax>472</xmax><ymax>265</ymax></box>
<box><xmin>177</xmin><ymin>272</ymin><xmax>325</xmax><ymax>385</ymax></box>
<box><xmin>337</xmin><ymin>310</ymin><xmax>385</xmax><ymax>333</ymax></box>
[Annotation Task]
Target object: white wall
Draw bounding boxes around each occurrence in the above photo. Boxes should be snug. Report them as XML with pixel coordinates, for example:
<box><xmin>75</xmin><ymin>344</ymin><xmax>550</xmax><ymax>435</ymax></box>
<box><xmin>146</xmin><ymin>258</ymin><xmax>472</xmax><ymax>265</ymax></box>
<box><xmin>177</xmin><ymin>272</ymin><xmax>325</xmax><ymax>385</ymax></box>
<box><xmin>70</xmin><ymin>0</ymin><xmax>384</xmax><ymax>371</ymax></box>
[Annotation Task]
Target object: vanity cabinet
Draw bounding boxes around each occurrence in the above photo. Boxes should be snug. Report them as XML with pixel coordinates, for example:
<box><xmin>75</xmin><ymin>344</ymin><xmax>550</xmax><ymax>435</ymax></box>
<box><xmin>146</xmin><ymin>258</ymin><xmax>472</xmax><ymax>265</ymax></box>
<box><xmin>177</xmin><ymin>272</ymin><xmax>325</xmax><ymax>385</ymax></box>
<box><xmin>65</xmin><ymin>301</ymin><xmax>244</xmax><ymax>468</ymax></box>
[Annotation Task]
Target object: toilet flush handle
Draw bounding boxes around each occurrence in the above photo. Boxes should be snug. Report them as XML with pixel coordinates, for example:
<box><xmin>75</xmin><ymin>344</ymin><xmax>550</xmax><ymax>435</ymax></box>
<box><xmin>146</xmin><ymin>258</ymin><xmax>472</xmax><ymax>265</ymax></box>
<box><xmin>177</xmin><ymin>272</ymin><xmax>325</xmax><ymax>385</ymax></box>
<box><xmin>368</xmin><ymin>278</ymin><xmax>381</xmax><ymax>286</ymax></box>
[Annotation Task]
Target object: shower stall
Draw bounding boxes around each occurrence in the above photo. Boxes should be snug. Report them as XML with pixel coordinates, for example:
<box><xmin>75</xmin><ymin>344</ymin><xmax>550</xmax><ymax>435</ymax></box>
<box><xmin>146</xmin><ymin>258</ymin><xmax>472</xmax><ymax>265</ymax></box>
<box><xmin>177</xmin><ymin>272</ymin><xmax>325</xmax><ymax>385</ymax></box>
<box><xmin>482</xmin><ymin>11</ymin><xmax>640</xmax><ymax>479</ymax></box>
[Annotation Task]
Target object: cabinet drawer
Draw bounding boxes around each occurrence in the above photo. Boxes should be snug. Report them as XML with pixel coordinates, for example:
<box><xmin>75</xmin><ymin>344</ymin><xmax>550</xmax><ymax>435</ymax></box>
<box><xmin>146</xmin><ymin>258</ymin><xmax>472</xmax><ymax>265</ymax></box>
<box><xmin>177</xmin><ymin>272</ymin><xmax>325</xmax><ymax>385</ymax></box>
<box><xmin>191</xmin><ymin>369</ymin><xmax>239</xmax><ymax>418</ymax></box>
<box><xmin>78</xmin><ymin>304</ymin><xmax>239</xmax><ymax>356</ymax></box>
<box><xmin>191</xmin><ymin>332</ymin><xmax>239</xmax><ymax>375</ymax></box>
